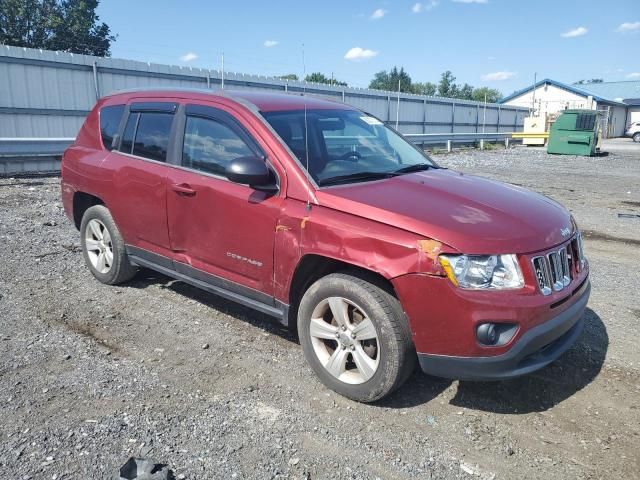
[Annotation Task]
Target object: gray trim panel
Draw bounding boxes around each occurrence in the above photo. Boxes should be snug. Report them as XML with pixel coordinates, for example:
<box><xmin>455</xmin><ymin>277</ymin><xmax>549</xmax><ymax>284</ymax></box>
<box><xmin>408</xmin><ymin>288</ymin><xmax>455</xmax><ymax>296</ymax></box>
<box><xmin>0</xmin><ymin>107</ymin><xmax>89</xmax><ymax>116</ymax></box>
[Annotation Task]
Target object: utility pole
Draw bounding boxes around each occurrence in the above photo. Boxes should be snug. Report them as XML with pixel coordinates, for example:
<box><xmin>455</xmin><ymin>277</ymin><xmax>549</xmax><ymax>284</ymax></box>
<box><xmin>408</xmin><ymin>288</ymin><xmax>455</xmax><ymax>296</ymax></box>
<box><xmin>221</xmin><ymin>53</ymin><xmax>225</xmax><ymax>89</ymax></box>
<box><xmin>531</xmin><ymin>72</ymin><xmax>537</xmax><ymax>116</ymax></box>
<box><xmin>482</xmin><ymin>92</ymin><xmax>487</xmax><ymax>134</ymax></box>
<box><xmin>395</xmin><ymin>79</ymin><xmax>401</xmax><ymax>130</ymax></box>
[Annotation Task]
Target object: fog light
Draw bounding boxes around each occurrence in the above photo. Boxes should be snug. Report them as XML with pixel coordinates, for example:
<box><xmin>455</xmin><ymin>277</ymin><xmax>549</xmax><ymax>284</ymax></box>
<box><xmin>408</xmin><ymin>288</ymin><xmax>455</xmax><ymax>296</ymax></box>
<box><xmin>476</xmin><ymin>322</ymin><xmax>519</xmax><ymax>347</ymax></box>
<box><xmin>477</xmin><ymin>323</ymin><xmax>498</xmax><ymax>345</ymax></box>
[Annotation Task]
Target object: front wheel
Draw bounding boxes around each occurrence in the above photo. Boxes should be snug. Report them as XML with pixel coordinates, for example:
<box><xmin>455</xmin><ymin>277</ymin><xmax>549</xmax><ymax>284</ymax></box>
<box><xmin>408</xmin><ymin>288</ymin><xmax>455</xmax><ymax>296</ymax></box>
<box><xmin>297</xmin><ymin>272</ymin><xmax>416</xmax><ymax>403</ymax></box>
<box><xmin>633</xmin><ymin>132</ymin><xmax>640</xmax><ymax>143</ymax></box>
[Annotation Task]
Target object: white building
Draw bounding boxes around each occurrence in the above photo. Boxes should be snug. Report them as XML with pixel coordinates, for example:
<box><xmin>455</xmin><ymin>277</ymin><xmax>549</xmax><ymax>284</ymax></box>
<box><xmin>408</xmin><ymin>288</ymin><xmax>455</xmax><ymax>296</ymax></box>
<box><xmin>499</xmin><ymin>78</ymin><xmax>639</xmax><ymax>138</ymax></box>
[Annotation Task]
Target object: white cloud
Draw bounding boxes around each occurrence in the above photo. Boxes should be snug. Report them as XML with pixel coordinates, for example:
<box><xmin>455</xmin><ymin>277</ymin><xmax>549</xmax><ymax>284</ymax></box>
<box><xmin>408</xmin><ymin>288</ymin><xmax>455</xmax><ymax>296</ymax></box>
<box><xmin>452</xmin><ymin>0</ymin><xmax>488</xmax><ymax>4</ymax></box>
<box><xmin>626</xmin><ymin>72</ymin><xmax>640</xmax><ymax>79</ymax></box>
<box><xmin>561</xmin><ymin>26</ymin><xmax>588</xmax><ymax>38</ymax></box>
<box><xmin>616</xmin><ymin>22</ymin><xmax>640</xmax><ymax>33</ymax></box>
<box><xmin>481</xmin><ymin>71</ymin><xmax>516</xmax><ymax>81</ymax></box>
<box><xmin>370</xmin><ymin>8</ymin><xmax>387</xmax><ymax>20</ymax></box>
<box><xmin>412</xmin><ymin>1</ymin><xmax>438</xmax><ymax>13</ymax></box>
<box><xmin>264</xmin><ymin>40</ymin><xmax>279</xmax><ymax>47</ymax></box>
<box><xmin>180</xmin><ymin>52</ymin><xmax>198</xmax><ymax>62</ymax></box>
<box><xmin>344</xmin><ymin>47</ymin><xmax>379</xmax><ymax>61</ymax></box>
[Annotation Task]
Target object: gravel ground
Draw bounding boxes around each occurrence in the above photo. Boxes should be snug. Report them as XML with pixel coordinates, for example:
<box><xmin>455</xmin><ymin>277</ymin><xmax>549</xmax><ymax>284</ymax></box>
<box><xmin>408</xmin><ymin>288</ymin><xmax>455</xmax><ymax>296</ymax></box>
<box><xmin>1</xmin><ymin>140</ymin><xmax>639</xmax><ymax>479</ymax></box>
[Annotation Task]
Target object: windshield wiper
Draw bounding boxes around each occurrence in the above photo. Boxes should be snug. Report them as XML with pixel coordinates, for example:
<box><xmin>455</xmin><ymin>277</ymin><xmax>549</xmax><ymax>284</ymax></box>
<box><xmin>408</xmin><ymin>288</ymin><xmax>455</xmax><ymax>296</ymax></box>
<box><xmin>318</xmin><ymin>171</ymin><xmax>397</xmax><ymax>186</ymax></box>
<box><xmin>392</xmin><ymin>163</ymin><xmax>438</xmax><ymax>175</ymax></box>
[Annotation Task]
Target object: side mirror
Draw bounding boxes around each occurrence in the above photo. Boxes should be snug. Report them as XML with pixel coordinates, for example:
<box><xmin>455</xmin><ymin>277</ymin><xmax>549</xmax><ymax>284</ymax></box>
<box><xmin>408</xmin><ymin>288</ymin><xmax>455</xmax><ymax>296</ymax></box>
<box><xmin>226</xmin><ymin>156</ymin><xmax>276</xmax><ymax>191</ymax></box>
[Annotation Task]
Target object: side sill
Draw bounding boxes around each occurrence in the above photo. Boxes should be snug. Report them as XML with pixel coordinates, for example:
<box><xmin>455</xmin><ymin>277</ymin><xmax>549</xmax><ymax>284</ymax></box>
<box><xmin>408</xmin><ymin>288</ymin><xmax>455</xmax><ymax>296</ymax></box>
<box><xmin>126</xmin><ymin>247</ymin><xmax>289</xmax><ymax>326</ymax></box>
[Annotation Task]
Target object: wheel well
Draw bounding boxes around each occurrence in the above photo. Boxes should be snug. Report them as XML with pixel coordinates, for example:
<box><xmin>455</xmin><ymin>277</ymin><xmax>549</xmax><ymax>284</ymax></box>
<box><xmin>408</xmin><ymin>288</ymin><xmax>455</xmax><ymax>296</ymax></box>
<box><xmin>287</xmin><ymin>254</ymin><xmax>397</xmax><ymax>329</ymax></box>
<box><xmin>72</xmin><ymin>192</ymin><xmax>103</xmax><ymax>229</ymax></box>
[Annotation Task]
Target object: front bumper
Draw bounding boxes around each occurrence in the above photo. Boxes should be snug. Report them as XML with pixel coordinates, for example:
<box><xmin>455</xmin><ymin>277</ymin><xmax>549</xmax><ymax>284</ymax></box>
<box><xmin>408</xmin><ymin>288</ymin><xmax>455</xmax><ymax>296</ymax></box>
<box><xmin>418</xmin><ymin>280</ymin><xmax>590</xmax><ymax>381</ymax></box>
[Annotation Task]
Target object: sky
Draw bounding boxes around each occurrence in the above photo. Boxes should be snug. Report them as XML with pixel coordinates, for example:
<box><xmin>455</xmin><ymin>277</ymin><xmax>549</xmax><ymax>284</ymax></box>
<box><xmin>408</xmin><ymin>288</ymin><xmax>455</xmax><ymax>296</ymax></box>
<box><xmin>97</xmin><ymin>0</ymin><xmax>638</xmax><ymax>97</ymax></box>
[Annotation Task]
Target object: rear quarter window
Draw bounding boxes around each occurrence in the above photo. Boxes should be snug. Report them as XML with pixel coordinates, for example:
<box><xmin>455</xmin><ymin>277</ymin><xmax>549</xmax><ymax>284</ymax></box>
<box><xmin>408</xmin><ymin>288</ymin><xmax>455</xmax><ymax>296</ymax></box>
<box><xmin>99</xmin><ymin>105</ymin><xmax>125</xmax><ymax>150</ymax></box>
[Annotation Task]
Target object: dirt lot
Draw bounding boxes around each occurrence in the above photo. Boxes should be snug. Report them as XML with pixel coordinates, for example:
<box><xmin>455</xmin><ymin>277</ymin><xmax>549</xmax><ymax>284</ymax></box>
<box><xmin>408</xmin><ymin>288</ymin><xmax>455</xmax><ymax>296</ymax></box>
<box><xmin>1</xmin><ymin>140</ymin><xmax>639</xmax><ymax>479</ymax></box>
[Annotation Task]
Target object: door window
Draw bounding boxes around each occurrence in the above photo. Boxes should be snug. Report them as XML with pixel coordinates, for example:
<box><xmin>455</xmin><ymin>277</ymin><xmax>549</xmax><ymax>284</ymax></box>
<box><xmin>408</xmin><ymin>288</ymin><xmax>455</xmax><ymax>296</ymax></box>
<box><xmin>182</xmin><ymin>116</ymin><xmax>255</xmax><ymax>176</ymax></box>
<box><xmin>120</xmin><ymin>112</ymin><xmax>174</xmax><ymax>162</ymax></box>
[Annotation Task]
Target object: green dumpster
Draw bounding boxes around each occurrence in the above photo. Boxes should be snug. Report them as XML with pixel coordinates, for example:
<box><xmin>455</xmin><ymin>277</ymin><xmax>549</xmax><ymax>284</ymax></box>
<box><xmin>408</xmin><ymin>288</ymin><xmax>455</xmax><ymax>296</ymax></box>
<box><xmin>547</xmin><ymin>109</ymin><xmax>600</xmax><ymax>156</ymax></box>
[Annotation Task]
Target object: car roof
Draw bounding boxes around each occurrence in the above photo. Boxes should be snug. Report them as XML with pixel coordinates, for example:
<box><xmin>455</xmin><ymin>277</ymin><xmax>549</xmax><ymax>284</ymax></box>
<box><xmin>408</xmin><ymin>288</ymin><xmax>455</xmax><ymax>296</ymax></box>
<box><xmin>103</xmin><ymin>88</ymin><xmax>355</xmax><ymax>113</ymax></box>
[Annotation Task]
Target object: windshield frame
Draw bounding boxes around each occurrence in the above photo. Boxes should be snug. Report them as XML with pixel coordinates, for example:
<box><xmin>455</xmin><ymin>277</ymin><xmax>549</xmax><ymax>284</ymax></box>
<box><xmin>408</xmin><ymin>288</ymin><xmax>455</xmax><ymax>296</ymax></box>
<box><xmin>259</xmin><ymin>108</ymin><xmax>439</xmax><ymax>189</ymax></box>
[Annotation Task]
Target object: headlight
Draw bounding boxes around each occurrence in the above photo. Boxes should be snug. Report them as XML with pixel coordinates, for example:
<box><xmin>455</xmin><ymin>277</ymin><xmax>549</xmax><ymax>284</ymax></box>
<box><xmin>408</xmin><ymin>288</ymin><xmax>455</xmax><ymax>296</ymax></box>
<box><xmin>439</xmin><ymin>254</ymin><xmax>524</xmax><ymax>290</ymax></box>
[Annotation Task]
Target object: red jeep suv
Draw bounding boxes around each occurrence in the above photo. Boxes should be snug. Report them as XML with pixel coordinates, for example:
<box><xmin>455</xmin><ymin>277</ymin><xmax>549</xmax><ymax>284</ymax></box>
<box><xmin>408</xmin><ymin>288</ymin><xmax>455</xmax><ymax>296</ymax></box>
<box><xmin>61</xmin><ymin>89</ymin><xmax>590</xmax><ymax>402</ymax></box>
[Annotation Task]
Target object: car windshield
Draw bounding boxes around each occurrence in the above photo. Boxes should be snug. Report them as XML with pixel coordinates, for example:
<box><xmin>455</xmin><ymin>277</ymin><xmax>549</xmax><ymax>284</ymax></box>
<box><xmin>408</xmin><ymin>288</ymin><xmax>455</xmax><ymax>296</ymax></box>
<box><xmin>262</xmin><ymin>109</ymin><xmax>437</xmax><ymax>186</ymax></box>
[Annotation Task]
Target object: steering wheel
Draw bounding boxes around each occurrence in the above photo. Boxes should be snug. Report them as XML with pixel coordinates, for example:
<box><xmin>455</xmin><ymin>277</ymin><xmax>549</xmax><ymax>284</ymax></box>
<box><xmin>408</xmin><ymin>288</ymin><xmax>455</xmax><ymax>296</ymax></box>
<box><xmin>339</xmin><ymin>151</ymin><xmax>362</xmax><ymax>161</ymax></box>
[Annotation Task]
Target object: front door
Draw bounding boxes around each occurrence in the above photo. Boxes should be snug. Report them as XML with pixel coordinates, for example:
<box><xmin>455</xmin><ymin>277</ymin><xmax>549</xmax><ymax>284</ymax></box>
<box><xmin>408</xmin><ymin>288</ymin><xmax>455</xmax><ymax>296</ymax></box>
<box><xmin>166</xmin><ymin>104</ymin><xmax>282</xmax><ymax>299</ymax></box>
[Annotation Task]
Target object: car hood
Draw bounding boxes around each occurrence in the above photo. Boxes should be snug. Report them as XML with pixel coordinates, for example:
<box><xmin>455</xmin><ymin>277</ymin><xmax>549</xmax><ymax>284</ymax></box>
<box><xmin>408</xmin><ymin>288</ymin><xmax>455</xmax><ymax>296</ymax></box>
<box><xmin>315</xmin><ymin>169</ymin><xmax>574</xmax><ymax>254</ymax></box>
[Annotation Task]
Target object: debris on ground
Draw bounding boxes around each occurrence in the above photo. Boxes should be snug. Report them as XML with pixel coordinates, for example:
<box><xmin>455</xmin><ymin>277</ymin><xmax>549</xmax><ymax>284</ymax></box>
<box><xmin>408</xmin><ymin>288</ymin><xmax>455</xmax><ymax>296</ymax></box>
<box><xmin>119</xmin><ymin>457</ymin><xmax>174</xmax><ymax>480</ymax></box>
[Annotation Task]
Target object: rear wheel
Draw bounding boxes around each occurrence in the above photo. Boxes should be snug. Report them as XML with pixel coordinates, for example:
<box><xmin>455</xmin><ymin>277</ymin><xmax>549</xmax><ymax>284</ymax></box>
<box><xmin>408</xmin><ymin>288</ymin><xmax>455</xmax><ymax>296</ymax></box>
<box><xmin>80</xmin><ymin>205</ymin><xmax>137</xmax><ymax>285</ymax></box>
<box><xmin>633</xmin><ymin>132</ymin><xmax>640</xmax><ymax>143</ymax></box>
<box><xmin>297</xmin><ymin>272</ymin><xmax>416</xmax><ymax>403</ymax></box>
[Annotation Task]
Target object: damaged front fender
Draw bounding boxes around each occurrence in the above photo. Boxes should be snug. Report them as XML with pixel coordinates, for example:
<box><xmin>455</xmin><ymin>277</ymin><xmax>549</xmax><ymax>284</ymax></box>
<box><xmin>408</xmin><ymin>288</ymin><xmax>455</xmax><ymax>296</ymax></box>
<box><xmin>274</xmin><ymin>201</ymin><xmax>456</xmax><ymax>302</ymax></box>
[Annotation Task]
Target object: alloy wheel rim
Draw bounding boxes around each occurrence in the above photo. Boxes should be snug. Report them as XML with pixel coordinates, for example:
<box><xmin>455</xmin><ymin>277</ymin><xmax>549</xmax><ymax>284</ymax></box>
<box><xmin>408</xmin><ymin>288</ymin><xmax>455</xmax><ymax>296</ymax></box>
<box><xmin>309</xmin><ymin>297</ymin><xmax>380</xmax><ymax>385</ymax></box>
<box><xmin>85</xmin><ymin>219</ymin><xmax>113</xmax><ymax>274</ymax></box>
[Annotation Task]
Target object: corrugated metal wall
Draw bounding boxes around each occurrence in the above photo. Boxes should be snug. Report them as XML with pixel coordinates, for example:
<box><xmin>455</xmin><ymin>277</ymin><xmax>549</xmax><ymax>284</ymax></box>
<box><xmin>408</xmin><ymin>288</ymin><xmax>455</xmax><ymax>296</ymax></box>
<box><xmin>0</xmin><ymin>45</ymin><xmax>527</xmax><ymax>138</ymax></box>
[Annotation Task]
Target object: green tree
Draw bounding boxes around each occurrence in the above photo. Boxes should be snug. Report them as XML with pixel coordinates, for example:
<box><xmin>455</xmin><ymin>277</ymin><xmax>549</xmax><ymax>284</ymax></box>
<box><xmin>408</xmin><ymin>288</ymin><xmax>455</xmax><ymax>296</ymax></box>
<box><xmin>437</xmin><ymin>71</ymin><xmax>459</xmax><ymax>97</ymax></box>
<box><xmin>0</xmin><ymin>0</ymin><xmax>56</xmax><ymax>47</ymax></box>
<box><xmin>367</xmin><ymin>69</ymin><xmax>503</xmax><ymax>103</ymax></box>
<box><xmin>279</xmin><ymin>73</ymin><xmax>299</xmax><ymax>81</ymax></box>
<box><xmin>458</xmin><ymin>83</ymin><xmax>474</xmax><ymax>100</ymax></box>
<box><xmin>0</xmin><ymin>0</ymin><xmax>115</xmax><ymax>56</ymax></box>
<box><xmin>369</xmin><ymin>66</ymin><xmax>414</xmax><ymax>93</ymax></box>
<box><xmin>472</xmin><ymin>87</ymin><xmax>502</xmax><ymax>103</ymax></box>
<box><xmin>412</xmin><ymin>81</ymin><xmax>436</xmax><ymax>96</ymax></box>
<box><xmin>574</xmin><ymin>78</ymin><xmax>603</xmax><ymax>85</ymax></box>
<box><xmin>305</xmin><ymin>71</ymin><xmax>347</xmax><ymax>86</ymax></box>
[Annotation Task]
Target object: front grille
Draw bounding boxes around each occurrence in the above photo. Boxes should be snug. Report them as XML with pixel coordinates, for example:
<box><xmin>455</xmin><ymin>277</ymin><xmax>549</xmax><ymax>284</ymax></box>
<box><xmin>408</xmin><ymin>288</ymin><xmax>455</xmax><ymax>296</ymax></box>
<box><xmin>532</xmin><ymin>256</ymin><xmax>552</xmax><ymax>295</ymax></box>
<box><xmin>532</xmin><ymin>234</ymin><xmax>585</xmax><ymax>296</ymax></box>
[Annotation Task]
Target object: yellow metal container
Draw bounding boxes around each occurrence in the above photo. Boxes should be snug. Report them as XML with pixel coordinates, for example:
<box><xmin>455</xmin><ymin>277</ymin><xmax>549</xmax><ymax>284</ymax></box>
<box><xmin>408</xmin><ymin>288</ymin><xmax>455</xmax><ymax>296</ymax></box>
<box><xmin>522</xmin><ymin>116</ymin><xmax>547</xmax><ymax>145</ymax></box>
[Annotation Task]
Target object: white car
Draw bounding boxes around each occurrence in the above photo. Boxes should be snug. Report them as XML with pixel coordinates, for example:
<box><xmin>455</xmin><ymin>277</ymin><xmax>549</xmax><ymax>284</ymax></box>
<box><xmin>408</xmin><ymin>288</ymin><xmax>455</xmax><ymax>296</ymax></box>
<box><xmin>626</xmin><ymin>122</ymin><xmax>640</xmax><ymax>142</ymax></box>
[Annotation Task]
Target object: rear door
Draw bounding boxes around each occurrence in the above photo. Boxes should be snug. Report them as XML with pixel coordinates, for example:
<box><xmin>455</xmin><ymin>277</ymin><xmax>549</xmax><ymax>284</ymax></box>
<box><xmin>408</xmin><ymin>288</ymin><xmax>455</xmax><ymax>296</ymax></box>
<box><xmin>166</xmin><ymin>103</ymin><xmax>282</xmax><ymax>298</ymax></box>
<box><xmin>106</xmin><ymin>102</ymin><xmax>178</xmax><ymax>256</ymax></box>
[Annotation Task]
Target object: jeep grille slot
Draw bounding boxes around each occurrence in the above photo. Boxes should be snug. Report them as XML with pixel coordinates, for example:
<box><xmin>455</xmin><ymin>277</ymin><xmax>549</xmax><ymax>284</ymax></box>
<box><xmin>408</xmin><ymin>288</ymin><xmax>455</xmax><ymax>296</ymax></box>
<box><xmin>532</xmin><ymin>241</ymin><xmax>579</xmax><ymax>296</ymax></box>
<box><xmin>532</xmin><ymin>256</ymin><xmax>552</xmax><ymax>296</ymax></box>
<box><xmin>559</xmin><ymin>248</ymin><xmax>571</xmax><ymax>287</ymax></box>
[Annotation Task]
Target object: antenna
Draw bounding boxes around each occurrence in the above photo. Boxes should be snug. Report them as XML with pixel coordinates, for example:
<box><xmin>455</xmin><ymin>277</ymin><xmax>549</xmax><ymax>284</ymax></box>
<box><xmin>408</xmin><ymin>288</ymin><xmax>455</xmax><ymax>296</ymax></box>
<box><xmin>302</xmin><ymin>43</ymin><xmax>306</xmax><ymax>94</ymax></box>
<box><xmin>302</xmin><ymin>44</ymin><xmax>312</xmax><ymax>210</ymax></box>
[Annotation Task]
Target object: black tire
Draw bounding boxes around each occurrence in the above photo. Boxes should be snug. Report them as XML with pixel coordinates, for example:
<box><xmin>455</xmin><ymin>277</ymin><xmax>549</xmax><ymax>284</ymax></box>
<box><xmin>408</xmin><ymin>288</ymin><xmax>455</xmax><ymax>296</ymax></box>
<box><xmin>80</xmin><ymin>205</ymin><xmax>137</xmax><ymax>285</ymax></box>
<box><xmin>633</xmin><ymin>133</ymin><xmax>640</xmax><ymax>143</ymax></box>
<box><xmin>297</xmin><ymin>272</ymin><xmax>416</xmax><ymax>403</ymax></box>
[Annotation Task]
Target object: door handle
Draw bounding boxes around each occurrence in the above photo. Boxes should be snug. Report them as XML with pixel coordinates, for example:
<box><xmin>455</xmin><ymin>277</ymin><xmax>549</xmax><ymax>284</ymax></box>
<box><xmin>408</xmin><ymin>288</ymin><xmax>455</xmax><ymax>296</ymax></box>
<box><xmin>171</xmin><ymin>183</ymin><xmax>196</xmax><ymax>196</ymax></box>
